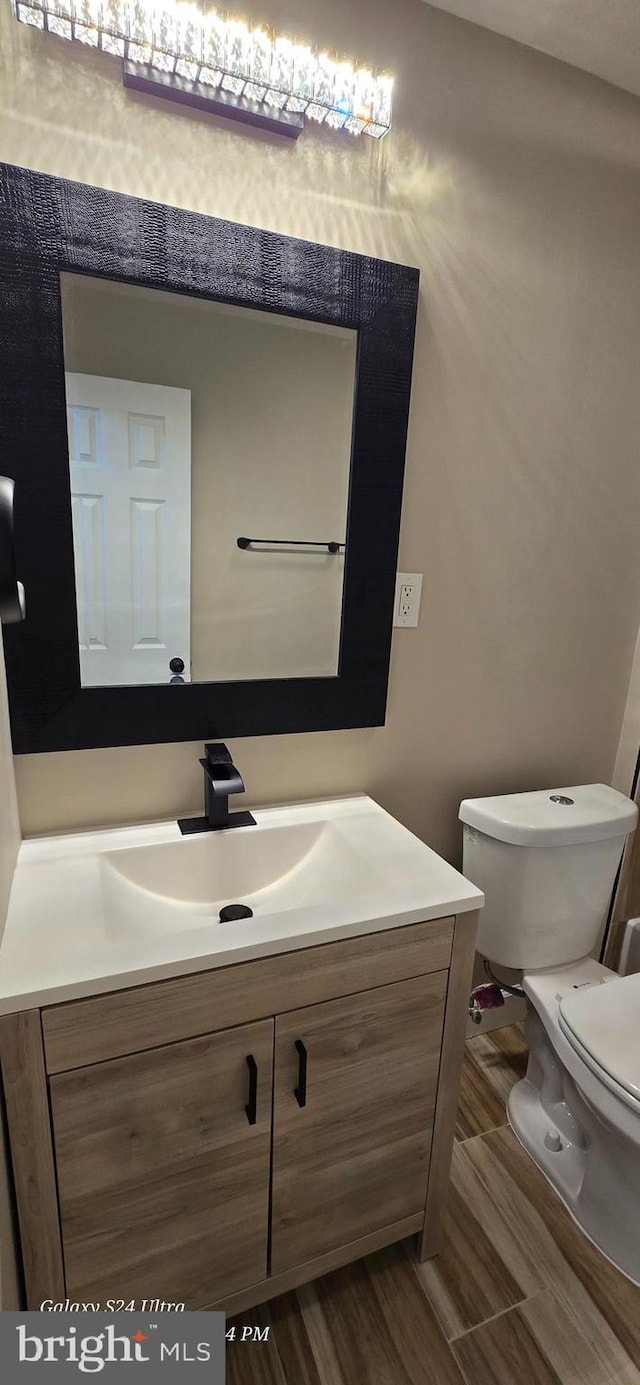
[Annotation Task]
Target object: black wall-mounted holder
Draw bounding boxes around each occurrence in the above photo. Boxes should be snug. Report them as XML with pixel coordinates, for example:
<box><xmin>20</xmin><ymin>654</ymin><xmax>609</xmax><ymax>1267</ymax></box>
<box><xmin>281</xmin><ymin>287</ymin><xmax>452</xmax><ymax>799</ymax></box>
<box><xmin>0</xmin><ymin>477</ymin><xmax>25</xmax><ymax>626</ymax></box>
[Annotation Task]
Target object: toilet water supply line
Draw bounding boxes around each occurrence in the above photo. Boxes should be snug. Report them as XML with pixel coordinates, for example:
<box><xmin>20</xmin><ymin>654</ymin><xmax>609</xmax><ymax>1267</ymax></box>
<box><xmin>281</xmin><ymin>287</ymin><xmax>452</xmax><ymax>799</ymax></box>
<box><xmin>468</xmin><ymin>961</ymin><xmax>526</xmax><ymax>1025</ymax></box>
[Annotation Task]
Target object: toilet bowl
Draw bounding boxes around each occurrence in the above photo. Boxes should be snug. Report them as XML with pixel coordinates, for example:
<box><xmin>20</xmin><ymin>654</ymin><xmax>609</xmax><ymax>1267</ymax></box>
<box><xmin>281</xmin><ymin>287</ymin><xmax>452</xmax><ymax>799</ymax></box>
<box><xmin>459</xmin><ymin>783</ymin><xmax>640</xmax><ymax>1283</ymax></box>
<box><xmin>510</xmin><ymin>958</ymin><xmax>640</xmax><ymax>1283</ymax></box>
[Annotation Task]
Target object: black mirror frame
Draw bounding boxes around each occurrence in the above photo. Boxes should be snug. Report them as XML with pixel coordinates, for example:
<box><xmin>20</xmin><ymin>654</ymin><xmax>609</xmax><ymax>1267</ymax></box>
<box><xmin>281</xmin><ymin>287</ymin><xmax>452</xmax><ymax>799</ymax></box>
<box><xmin>0</xmin><ymin>162</ymin><xmax>419</xmax><ymax>754</ymax></box>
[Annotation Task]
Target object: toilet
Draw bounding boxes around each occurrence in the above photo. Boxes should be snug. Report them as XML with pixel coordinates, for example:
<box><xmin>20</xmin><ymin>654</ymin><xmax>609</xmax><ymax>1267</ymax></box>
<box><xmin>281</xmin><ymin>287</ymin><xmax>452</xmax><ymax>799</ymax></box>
<box><xmin>459</xmin><ymin>783</ymin><xmax>640</xmax><ymax>1284</ymax></box>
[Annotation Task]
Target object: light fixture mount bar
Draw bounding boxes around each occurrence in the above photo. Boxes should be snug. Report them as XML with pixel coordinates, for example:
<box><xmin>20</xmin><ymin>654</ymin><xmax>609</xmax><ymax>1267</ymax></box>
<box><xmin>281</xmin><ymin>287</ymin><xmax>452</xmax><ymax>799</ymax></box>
<box><xmin>123</xmin><ymin>58</ymin><xmax>304</xmax><ymax>136</ymax></box>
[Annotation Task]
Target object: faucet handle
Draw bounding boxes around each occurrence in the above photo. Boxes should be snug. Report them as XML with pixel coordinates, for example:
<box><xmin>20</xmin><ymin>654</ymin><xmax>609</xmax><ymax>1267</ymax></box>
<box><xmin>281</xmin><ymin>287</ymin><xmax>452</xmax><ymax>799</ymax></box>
<box><xmin>204</xmin><ymin>742</ymin><xmax>233</xmax><ymax>766</ymax></box>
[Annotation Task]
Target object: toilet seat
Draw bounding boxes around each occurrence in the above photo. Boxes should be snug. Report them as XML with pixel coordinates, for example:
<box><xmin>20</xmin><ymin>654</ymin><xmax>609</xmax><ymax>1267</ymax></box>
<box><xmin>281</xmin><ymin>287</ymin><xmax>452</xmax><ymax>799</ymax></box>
<box><xmin>558</xmin><ymin>972</ymin><xmax>640</xmax><ymax>1112</ymax></box>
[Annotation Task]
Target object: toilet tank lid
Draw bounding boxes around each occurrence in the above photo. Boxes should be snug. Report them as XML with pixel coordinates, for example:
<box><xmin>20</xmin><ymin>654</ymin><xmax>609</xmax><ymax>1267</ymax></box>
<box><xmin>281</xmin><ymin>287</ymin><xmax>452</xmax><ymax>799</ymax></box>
<box><xmin>459</xmin><ymin>784</ymin><xmax>637</xmax><ymax>847</ymax></box>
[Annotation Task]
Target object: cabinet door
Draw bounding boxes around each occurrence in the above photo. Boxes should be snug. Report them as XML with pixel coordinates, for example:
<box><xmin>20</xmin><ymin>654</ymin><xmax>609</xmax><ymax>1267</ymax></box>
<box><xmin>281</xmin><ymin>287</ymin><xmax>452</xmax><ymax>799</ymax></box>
<box><xmin>49</xmin><ymin>1019</ymin><xmax>273</xmax><ymax>1307</ymax></box>
<box><xmin>271</xmin><ymin>971</ymin><xmax>447</xmax><ymax>1275</ymax></box>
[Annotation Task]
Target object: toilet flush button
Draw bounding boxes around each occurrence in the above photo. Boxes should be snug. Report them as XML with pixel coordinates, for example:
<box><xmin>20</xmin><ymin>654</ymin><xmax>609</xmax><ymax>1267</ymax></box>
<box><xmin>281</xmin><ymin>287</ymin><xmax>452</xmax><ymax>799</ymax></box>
<box><xmin>549</xmin><ymin>795</ymin><xmax>575</xmax><ymax>805</ymax></box>
<box><xmin>545</xmin><ymin>1128</ymin><xmax>563</xmax><ymax>1152</ymax></box>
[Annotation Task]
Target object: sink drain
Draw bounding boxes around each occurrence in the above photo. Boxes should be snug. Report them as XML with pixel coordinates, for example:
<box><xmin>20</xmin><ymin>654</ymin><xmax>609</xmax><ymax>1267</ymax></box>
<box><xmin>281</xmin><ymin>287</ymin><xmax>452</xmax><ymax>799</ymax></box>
<box><xmin>219</xmin><ymin>904</ymin><xmax>254</xmax><ymax>922</ymax></box>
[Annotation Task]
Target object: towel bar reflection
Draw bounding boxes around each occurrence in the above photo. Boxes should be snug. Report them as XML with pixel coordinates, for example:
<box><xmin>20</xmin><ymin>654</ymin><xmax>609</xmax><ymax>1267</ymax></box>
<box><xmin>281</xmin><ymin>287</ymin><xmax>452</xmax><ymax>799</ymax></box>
<box><xmin>237</xmin><ymin>537</ymin><xmax>345</xmax><ymax>554</ymax></box>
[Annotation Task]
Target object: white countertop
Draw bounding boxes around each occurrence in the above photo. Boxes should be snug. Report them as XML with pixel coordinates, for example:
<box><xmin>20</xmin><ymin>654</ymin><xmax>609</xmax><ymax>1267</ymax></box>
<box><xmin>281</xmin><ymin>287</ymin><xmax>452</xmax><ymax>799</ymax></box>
<box><xmin>0</xmin><ymin>795</ymin><xmax>483</xmax><ymax>1014</ymax></box>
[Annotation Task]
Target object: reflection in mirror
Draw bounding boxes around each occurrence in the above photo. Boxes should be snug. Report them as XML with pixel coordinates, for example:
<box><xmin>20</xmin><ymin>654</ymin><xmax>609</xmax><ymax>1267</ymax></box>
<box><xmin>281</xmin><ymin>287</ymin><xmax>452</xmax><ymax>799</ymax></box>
<box><xmin>60</xmin><ymin>274</ymin><xmax>357</xmax><ymax>688</ymax></box>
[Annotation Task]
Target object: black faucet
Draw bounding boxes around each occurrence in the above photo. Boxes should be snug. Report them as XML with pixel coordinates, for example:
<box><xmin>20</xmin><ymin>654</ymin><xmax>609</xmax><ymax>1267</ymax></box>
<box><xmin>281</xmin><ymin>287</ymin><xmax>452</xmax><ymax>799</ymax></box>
<box><xmin>178</xmin><ymin>743</ymin><xmax>256</xmax><ymax>835</ymax></box>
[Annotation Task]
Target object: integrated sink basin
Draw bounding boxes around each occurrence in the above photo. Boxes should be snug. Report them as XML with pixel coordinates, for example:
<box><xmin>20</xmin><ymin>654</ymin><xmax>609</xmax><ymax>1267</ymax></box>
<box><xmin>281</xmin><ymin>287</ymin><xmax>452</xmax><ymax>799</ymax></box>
<box><xmin>100</xmin><ymin>819</ymin><xmax>378</xmax><ymax>935</ymax></box>
<box><xmin>0</xmin><ymin>795</ymin><xmax>483</xmax><ymax>1012</ymax></box>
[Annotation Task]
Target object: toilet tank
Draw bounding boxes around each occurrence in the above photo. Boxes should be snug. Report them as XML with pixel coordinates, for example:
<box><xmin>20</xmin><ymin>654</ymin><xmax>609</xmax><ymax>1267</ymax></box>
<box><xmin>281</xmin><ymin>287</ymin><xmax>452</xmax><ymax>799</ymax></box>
<box><xmin>460</xmin><ymin>784</ymin><xmax>637</xmax><ymax>970</ymax></box>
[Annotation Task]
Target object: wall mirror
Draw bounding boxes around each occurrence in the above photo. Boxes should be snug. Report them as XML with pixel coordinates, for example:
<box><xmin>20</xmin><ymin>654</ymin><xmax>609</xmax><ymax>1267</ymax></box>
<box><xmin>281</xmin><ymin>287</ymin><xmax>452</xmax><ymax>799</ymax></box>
<box><xmin>0</xmin><ymin>162</ymin><xmax>419</xmax><ymax>752</ymax></box>
<box><xmin>61</xmin><ymin>274</ymin><xmax>356</xmax><ymax>688</ymax></box>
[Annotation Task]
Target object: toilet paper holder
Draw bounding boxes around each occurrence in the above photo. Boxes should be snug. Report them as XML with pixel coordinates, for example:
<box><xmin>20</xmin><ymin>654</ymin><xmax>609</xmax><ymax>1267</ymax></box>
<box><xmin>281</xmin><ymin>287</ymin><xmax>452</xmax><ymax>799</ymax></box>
<box><xmin>0</xmin><ymin>476</ymin><xmax>26</xmax><ymax>625</ymax></box>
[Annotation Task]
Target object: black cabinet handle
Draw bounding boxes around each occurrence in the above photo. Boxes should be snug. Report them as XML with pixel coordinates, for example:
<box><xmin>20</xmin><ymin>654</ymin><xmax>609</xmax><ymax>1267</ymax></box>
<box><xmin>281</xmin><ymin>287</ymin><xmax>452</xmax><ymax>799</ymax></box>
<box><xmin>294</xmin><ymin>1039</ymin><xmax>308</xmax><ymax>1108</ymax></box>
<box><xmin>245</xmin><ymin>1054</ymin><xmax>258</xmax><ymax>1126</ymax></box>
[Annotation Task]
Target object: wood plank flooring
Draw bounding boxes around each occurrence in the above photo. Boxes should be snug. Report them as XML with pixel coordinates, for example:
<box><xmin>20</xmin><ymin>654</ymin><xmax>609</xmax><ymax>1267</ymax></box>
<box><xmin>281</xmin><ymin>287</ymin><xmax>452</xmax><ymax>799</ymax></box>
<box><xmin>227</xmin><ymin>1025</ymin><xmax>640</xmax><ymax>1385</ymax></box>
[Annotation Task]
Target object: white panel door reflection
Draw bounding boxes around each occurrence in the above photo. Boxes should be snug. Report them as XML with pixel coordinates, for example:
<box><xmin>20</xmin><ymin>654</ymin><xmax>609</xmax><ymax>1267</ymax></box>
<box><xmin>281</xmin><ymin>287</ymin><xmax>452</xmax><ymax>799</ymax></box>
<box><xmin>66</xmin><ymin>373</ymin><xmax>191</xmax><ymax>687</ymax></box>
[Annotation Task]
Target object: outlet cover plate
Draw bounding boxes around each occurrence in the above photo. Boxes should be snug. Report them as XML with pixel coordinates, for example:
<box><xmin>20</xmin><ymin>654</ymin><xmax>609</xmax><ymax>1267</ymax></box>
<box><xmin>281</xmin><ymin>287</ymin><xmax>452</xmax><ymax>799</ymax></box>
<box><xmin>393</xmin><ymin>572</ymin><xmax>423</xmax><ymax>628</ymax></box>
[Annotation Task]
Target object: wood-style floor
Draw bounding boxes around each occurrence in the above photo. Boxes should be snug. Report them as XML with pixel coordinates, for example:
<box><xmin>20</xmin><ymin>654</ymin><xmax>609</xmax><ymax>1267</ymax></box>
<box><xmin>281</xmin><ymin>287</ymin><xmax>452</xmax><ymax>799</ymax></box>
<box><xmin>227</xmin><ymin>1025</ymin><xmax>640</xmax><ymax>1385</ymax></box>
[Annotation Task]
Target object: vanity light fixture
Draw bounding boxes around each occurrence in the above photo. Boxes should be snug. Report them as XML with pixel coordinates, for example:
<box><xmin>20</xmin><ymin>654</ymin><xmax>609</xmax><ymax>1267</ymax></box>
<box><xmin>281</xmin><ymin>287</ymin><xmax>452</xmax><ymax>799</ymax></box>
<box><xmin>13</xmin><ymin>0</ymin><xmax>394</xmax><ymax>140</ymax></box>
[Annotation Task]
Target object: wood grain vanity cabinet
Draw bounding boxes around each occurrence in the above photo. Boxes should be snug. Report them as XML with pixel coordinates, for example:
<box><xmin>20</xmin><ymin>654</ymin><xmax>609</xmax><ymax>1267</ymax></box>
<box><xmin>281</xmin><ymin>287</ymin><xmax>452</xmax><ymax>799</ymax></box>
<box><xmin>270</xmin><ymin>974</ymin><xmax>446</xmax><ymax>1276</ymax></box>
<box><xmin>49</xmin><ymin>1021</ymin><xmax>275</xmax><ymax>1307</ymax></box>
<box><xmin>0</xmin><ymin>910</ymin><xmax>478</xmax><ymax>1314</ymax></box>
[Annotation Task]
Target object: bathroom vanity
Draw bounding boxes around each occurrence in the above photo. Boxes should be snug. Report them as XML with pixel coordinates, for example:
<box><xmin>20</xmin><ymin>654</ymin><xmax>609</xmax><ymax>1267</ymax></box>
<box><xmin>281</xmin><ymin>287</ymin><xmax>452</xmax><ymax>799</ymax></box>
<box><xmin>0</xmin><ymin>165</ymin><xmax>473</xmax><ymax>1315</ymax></box>
<box><xmin>0</xmin><ymin>796</ymin><xmax>481</xmax><ymax>1312</ymax></box>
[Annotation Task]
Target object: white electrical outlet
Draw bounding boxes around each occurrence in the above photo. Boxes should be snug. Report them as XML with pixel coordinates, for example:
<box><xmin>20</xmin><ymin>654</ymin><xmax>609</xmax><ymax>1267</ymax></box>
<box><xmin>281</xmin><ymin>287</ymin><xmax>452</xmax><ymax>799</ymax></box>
<box><xmin>393</xmin><ymin>572</ymin><xmax>423</xmax><ymax>628</ymax></box>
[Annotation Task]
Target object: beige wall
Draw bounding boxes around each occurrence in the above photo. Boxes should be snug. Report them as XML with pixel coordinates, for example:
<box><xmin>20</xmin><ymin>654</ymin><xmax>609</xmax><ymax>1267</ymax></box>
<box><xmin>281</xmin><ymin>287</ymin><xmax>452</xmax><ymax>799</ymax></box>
<box><xmin>0</xmin><ymin>632</ymin><xmax>21</xmax><ymax>1309</ymax></box>
<box><xmin>61</xmin><ymin>276</ymin><xmax>355</xmax><ymax>682</ymax></box>
<box><xmin>3</xmin><ymin>0</ymin><xmax>640</xmax><ymax>860</ymax></box>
